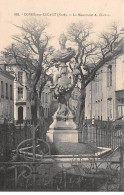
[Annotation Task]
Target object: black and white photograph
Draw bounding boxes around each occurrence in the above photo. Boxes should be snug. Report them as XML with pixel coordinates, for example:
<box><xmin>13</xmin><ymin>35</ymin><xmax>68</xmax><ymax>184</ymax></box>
<box><xmin>0</xmin><ymin>0</ymin><xmax>124</xmax><ymax>192</ymax></box>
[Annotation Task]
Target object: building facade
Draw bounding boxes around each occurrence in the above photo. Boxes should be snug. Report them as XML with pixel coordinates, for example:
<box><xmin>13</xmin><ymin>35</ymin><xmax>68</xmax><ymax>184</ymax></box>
<box><xmin>85</xmin><ymin>54</ymin><xmax>124</xmax><ymax>121</ymax></box>
<box><xmin>41</xmin><ymin>82</ymin><xmax>58</xmax><ymax>118</ymax></box>
<box><xmin>6</xmin><ymin>63</ymin><xmax>31</xmax><ymax>125</ymax></box>
<box><xmin>0</xmin><ymin>68</ymin><xmax>14</xmax><ymax>124</ymax></box>
<box><xmin>13</xmin><ymin>66</ymin><xmax>31</xmax><ymax>125</ymax></box>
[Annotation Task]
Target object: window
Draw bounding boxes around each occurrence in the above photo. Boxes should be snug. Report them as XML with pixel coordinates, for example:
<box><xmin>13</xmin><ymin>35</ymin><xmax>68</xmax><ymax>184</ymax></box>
<box><xmin>117</xmin><ymin>105</ymin><xmax>124</xmax><ymax>117</ymax></box>
<box><xmin>42</xmin><ymin>92</ymin><xmax>44</xmax><ymax>102</ymax></box>
<box><xmin>48</xmin><ymin>108</ymin><xmax>49</xmax><ymax>116</ymax></box>
<box><xmin>18</xmin><ymin>87</ymin><xmax>23</xmax><ymax>100</ymax></box>
<box><xmin>6</xmin><ymin>83</ymin><xmax>8</xmax><ymax>99</ymax></box>
<box><xmin>18</xmin><ymin>72</ymin><xmax>23</xmax><ymax>82</ymax></box>
<box><xmin>1</xmin><ymin>81</ymin><xmax>4</xmax><ymax>98</ymax></box>
<box><xmin>97</xmin><ymin>73</ymin><xmax>100</xmax><ymax>95</ymax></box>
<box><xmin>46</xmin><ymin>93</ymin><xmax>48</xmax><ymax>103</ymax></box>
<box><xmin>107</xmin><ymin>98</ymin><xmax>113</xmax><ymax>119</ymax></box>
<box><xmin>10</xmin><ymin>106</ymin><xmax>13</xmax><ymax>118</ymax></box>
<box><xmin>107</xmin><ymin>65</ymin><xmax>112</xmax><ymax>87</ymax></box>
<box><xmin>10</xmin><ymin>85</ymin><xmax>13</xmax><ymax>100</ymax></box>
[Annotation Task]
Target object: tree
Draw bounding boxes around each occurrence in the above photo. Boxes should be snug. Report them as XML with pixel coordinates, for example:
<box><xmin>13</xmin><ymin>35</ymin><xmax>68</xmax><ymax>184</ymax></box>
<box><xmin>66</xmin><ymin>22</ymin><xmax>124</xmax><ymax>129</ymax></box>
<box><xmin>1</xmin><ymin>18</ymin><xmax>54</xmax><ymax>126</ymax></box>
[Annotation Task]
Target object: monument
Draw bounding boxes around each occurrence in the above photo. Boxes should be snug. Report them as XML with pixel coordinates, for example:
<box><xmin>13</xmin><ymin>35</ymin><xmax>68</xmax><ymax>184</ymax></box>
<box><xmin>16</xmin><ymin>35</ymin><xmax>107</xmax><ymax>156</ymax></box>
<box><xmin>46</xmin><ymin>34</ymin><xmax>82</xmax><ymax>144</ymax></box>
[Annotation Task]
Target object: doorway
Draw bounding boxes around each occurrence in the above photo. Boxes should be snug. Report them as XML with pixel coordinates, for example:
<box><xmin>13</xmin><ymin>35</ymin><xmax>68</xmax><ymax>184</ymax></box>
<box><xmin>18</xmin><ymin>106</ymin><xmax>23</xmax><ymax>124</ymax></box>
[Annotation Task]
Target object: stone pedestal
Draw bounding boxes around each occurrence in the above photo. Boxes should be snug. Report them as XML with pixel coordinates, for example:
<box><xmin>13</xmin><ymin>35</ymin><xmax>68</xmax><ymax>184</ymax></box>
<box><xmin>46</xmin><ymin>129</ymin><xmax>82</xmax><ymax>143</ymax></box>
<box><xmin>46</xmin><ymin>106</ymin><xmax>82</xmax><ymax>144</ymax></box>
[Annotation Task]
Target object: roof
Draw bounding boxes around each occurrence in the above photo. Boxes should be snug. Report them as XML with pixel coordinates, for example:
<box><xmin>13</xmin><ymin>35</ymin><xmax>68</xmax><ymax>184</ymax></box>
<box><xmin>0</xmin><ymin>68</ymin><xmax>15</xmax><ymax>80</ymax></box>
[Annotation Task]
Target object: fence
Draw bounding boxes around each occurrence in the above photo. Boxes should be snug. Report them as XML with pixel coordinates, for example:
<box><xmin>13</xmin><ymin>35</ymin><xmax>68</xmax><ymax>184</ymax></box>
<box><xmin>0</xmin><ymin>152</ymin><xmax>123</xmax><ymax>191</ymax></box>
<box><xmin>85</xmin><ymin>119</ymin><xmax>124</xmax><ymax>149</ymax></box>
<box><xmin>0</xmin><ymin>119</ymin><xmax>124</xmax><ymax>191</ymax></box>
<box><xmin>0</xmin><ymin>124</ymin><xmax>32</xmax><ymax>161</ymax></box>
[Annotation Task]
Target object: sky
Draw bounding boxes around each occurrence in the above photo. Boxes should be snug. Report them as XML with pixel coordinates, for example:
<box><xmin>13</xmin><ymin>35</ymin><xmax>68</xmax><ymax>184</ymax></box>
<box><xmin>0</xmin><ymin>0</ymin><xmax>124</xmax><ymax>52</ymax></box>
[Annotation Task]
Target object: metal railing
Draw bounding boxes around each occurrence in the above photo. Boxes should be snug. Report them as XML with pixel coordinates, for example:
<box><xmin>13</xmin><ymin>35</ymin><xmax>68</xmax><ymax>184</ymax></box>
<box><xmin>0</xmin><ymin>124</ymin><xmax>32</xmax><ymax>161</ymax></box>
<box><xmin>84</xmin><ymin>119</ymin><xmax>124</xmax><ymax>149</ymax></box>
<box><xmin>0</xmin><ymin>151</ymin><xmax>123</xmax><ymax>191</ymax></box>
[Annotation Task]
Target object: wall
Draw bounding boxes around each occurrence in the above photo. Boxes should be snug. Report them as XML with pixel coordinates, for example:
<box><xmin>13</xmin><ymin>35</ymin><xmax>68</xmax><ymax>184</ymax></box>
<box><xmin>85</xmin><ymin>59</ymin><xmax>116</xmax><ymax>121</ymax></box>
<box><xmin>116</xmin><ymin>55</ymin><xmax>124</xmax><ymax>91</ymax></box>
<box><xmin>0</xmin><ymin>70</ymin><xmax>14</xmax><ymax>123</ymax></box>
<box><xmin>115</xmin><ymin>55</ymin><xmax>124</xmax><ymax>118</ymax></box>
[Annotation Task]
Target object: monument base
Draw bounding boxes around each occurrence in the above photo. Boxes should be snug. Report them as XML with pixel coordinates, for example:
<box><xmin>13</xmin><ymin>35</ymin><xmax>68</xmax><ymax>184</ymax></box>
<box><xmin>46</xmin><ymin>129</ymin><xmax>82</xmax><ymax>143</ymax></box>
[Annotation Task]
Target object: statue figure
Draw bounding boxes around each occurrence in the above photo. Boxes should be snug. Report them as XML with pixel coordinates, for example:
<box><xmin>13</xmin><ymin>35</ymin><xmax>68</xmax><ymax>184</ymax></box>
<box><xmin>51</xmin><ymin>34</ymin><xmax>76</xmax><ymax>121</ymax></box>
<box><xmin>47</xmin><ymin>34</ymin><xmax>81</xmax><ymax>143</ymax></box>
<box><xmin>52</xmin><ymin>33</ymin><xmax>75</xmax><ymax>64</ymax></box>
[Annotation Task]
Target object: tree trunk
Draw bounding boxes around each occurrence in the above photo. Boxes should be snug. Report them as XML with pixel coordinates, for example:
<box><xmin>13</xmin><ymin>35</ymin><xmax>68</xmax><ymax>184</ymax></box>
<box><xmin>31</xmin><ymin>89</ymin><xmax>38</xmax><ymax>126</ymax></box>
<box><xmin>76</xmin><ymin>84</ymin><xmax>86</xmax><ymax>130</ymax></box>
<box><xmin>30</xmin><ymin>60</ymin><xmax>43</xmax><ymax>126</ymax></box>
